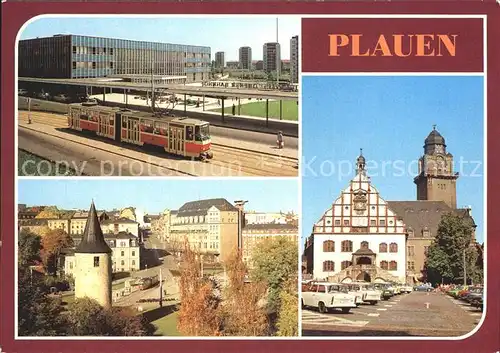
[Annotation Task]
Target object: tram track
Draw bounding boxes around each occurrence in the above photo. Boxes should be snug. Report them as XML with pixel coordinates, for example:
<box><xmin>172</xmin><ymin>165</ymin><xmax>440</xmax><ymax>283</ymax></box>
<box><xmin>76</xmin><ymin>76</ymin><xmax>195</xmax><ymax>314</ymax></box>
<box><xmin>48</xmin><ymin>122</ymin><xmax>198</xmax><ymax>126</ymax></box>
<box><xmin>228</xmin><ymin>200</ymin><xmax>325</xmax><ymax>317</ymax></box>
<box><xmin>17</xmin><ymin>110</ymin><xmax>297</xmax><ymax>176</ymax></box>
<box><xmin>19</xmin><ymin>125</ymin><xmax>197</xmax><ymax>177</ymax></box>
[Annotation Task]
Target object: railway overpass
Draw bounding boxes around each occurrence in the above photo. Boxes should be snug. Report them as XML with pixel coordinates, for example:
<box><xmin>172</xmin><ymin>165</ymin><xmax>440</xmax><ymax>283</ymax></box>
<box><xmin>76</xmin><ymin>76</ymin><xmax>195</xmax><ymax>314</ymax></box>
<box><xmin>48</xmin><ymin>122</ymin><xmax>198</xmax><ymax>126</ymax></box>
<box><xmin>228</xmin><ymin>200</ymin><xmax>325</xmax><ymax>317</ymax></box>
<box><xmin>19</xmin><ymin>76</ymin><xmax>298</xmax><ymax>127</ymax></box>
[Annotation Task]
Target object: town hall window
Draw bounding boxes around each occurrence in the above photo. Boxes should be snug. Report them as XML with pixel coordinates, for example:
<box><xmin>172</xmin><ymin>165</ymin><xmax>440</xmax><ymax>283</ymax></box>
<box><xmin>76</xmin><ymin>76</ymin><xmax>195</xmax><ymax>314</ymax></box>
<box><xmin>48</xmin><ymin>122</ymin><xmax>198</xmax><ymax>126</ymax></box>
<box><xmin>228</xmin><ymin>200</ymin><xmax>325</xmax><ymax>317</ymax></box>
<box><xmin>341</xmin><ymin>260</ymin><xmax>352</xmax><ymax>270</ymax></box>
<box><xmin>389</xmin><ymin>261</ymin><xmax>398</xmax><ymax>271</ymax></box>
<box><xmin>341</xmin><ymin>240</ymin><xmax>353</xmax><ymax>252</ymax></box>
<box><xmin>323</xmin><ymin>261</ymin><xmax>335</xmax><ymax>272</ymax></box>
<box><xmin>323</xmin><ymin>240</ymin><xmax>335</xmax><ymax>252</ymax></box>
<box><xmin>361</xmin><ymin>241</ymin><xmax>369</xmax><ymax>249</ymax></box>
<box><xmin>389</xmin><ymin>242</ymin><xmax>398</xmax><ymax>253</ymax></box>
<box><xmin>343</xmin><ymin>220</ymin><xmax>350</xmax><ymax>226</ymax></box>
<box><xmin>380</xmin><ymin>260</ymin><xmax>388</xmax><ymax>270</ymax></box>
<box><xmin>379</xmin><ymin>243</ymin><xmax>387</xmax><ymax>253</ymax></box>
<box><xmin>93</xmin><ymin>256</ymin><xmax>99</xmax><ymax>267</ymax></box>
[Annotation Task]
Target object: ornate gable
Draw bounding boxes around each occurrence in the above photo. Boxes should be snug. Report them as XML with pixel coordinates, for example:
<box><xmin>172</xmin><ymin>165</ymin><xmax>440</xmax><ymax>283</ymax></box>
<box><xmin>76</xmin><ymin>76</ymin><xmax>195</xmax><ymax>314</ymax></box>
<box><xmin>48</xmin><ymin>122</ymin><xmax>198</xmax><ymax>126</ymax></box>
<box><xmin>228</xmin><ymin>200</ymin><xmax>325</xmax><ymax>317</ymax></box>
<box><xmin>313</xmin><ymin>154</ymin><xmax>406</xmax><ymax>235</ymax></box>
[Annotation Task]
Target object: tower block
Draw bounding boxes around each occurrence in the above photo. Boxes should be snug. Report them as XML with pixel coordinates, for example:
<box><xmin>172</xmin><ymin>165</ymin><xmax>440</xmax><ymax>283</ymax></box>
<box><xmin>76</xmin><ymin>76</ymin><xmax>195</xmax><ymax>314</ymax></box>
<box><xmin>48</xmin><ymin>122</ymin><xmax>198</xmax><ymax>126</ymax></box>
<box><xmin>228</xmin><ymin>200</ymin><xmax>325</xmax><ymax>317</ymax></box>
<box><xmin>74</xmin><ymin>201</ymin><xmax>112</xmax><ymax>308</ymax></box>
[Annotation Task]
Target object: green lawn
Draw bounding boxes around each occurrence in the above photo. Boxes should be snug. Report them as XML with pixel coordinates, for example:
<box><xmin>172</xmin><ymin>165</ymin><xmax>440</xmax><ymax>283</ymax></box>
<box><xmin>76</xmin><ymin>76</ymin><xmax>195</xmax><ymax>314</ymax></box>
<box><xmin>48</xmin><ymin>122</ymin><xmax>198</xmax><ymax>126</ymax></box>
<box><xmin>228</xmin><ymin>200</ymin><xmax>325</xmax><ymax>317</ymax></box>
<box><xmin>112</xmin><ymin>282</ymin><xmax>126</xmax><ymax>290</ymax></box>
<box><xmin>211</xmin><ymin>100</ymin><xmax>298</xmax><ymax>121</ymax></box>
<box><xmin>151</xmin><ymin>311</ymin><xmax>181</xmax><ymax>336</ymax></box>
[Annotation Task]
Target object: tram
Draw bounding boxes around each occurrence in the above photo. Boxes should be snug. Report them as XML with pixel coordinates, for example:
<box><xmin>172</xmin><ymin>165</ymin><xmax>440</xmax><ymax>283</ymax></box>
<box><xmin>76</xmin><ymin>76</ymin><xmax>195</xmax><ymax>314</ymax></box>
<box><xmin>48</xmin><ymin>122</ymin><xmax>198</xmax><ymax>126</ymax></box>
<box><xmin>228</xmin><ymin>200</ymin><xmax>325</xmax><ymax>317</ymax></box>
<box><xmin>67</xmin><ymin>101</ymin><xmax>213</xmax><ymax>160</ymax></box>
<box><xmin>137</xmin><ymin>275</ymin><xmax>160</xmax><ymax>291</ymax></box>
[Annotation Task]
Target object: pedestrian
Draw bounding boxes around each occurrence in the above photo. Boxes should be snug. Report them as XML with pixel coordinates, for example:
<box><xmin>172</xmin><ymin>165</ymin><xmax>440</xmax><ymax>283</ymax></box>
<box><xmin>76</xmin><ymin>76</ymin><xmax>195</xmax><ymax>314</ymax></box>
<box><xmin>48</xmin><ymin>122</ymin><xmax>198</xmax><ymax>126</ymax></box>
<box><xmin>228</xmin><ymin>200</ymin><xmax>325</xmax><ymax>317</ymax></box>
<box><xmin>232</xmin><ymin>104</ymin><xmax>236</xmax><ymax>116</ymax></box>
<box><xmin>277</xmin><ymin>131</ymin><xmax>284</xmax><ymax>149</ymax></box>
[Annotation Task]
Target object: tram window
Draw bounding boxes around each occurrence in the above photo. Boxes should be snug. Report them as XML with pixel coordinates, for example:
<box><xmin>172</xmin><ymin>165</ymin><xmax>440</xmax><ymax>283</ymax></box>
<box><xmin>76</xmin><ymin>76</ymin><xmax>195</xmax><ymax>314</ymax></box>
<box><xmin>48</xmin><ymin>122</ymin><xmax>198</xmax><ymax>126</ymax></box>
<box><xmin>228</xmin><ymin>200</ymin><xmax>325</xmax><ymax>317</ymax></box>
<box><xmin>122</xmin><ymin>120</ymin><xmax>127</xmax><ymax>128</ymax></box>
<box><xmin>195</xmin><ymin>124</ymin><xmax>210</xmax><ymax>141</ymax></box>
<box><xmin>186</xmin><ymin>126</ymin><xmax>194</xmax><ymax>141</ymax></box>
<box><xmin>79</xmin><ymin>114</ymin><xmax>88</xmax><ymax>121</ymax></box>
<box><xmin>155</xmin><ymin>122</ymin><xmax>168</xmax><ymax>135</ymax></box>
<box><xmin>141</xmin><ymin>120</ymin><xmax>154</xmax><ymax>133</ymax></box>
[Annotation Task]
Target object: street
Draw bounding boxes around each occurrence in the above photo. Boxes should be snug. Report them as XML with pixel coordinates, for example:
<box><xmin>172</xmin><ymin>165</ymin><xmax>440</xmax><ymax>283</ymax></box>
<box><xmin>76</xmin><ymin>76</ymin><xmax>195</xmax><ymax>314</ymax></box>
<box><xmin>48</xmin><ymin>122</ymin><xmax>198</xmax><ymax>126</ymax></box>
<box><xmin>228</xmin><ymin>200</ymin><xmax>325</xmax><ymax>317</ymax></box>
<box><xmin>302</xmin><ymin>291</ymin><xmax>481</xmax><ymax>337</ymax></box>
<box><xmin>114</xmin><ymin>232</ymin><xmax>180</xmax><ymax>308</ymax></box>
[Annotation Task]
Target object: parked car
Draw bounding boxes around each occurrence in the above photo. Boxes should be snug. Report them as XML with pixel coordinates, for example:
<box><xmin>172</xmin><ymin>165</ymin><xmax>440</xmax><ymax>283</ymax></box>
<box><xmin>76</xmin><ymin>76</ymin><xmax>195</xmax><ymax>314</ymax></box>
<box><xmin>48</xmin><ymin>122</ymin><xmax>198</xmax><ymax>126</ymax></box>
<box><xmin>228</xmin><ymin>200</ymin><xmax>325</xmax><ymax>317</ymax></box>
<box><xmin>414</xmin><ymin>283</ymin><xmax>434</xmax><ymax>292</ymax></box>
<box><xmin>400</xmin><ymin>284</ymin><xmax>414</xmax><ymax>294</ymax></box>
<box><xmin>37</xmin><ymin>91</ymin><xmax>50</xmax><ymax>100</ymax></box>
<box><xmin>447</xmin><ymin>285</ymin><xmax>466</xmax><ymax>298</ymax></box>
<box><xmin>354</xmin><ymin>282</ymin><xmax>382</xmax><ymax>305</ymax></box>
<box><xmin>341</xmin><ymin>283</ymin><xmax>364</xmax><ymax>306</ymax></box>
<box><xmin>18</xmin><ymin>88</ymin><xmax>28</xmax><ymax>96</ymax></box>
<box><xmin>461</xmin><ymin>286</ymin><xmax>483</xmax><ymax>302</ymax></box>
<box><xmin>387</xmin><ymin>283</ymin><xmax>400</xmax><ymax>295</ymax></box>
<box><xmin>469</xmin><ymin>292</ymin><xmax>483</xmax><ymax>310</ymax></box>
<box><xmin>374</xmin><ymin>282</ymin><xmax>394</xmax><ymax>300</ymax></box>
<box><xmin>302</xmin><ymin>282</ymin><xmax>357</xmax><ymax>314</ymax></box>
<box><xmin>53</xmin><ymin>93</ymin><xmax>71</xmax><ymax>103</ymax></box>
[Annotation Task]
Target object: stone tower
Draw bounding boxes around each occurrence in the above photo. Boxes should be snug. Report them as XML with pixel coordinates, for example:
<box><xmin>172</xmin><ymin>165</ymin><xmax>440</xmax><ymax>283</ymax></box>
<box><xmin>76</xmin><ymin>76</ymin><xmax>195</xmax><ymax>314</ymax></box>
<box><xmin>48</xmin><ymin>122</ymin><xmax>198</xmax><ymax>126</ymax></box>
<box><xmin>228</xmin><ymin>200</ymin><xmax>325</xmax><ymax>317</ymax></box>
<box><xmin>74</xmin><ymin>201</ymin><xmax>112</xmax><ymax>308</ymax></box>
<box><xmin>414</xmin><ymin>126</ymin><xmax>459</xmax><ymax>209</ymax></box>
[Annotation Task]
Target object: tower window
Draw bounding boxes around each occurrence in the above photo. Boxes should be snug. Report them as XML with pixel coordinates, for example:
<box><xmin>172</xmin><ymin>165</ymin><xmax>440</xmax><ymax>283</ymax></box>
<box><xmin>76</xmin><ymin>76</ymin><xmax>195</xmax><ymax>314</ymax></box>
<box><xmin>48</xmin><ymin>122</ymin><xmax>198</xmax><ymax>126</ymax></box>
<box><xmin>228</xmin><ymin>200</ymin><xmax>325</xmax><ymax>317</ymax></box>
<box><xmin>93</xmin><ymin>256</ymin><xmax>99</xmax><ymax>267</ymax></box>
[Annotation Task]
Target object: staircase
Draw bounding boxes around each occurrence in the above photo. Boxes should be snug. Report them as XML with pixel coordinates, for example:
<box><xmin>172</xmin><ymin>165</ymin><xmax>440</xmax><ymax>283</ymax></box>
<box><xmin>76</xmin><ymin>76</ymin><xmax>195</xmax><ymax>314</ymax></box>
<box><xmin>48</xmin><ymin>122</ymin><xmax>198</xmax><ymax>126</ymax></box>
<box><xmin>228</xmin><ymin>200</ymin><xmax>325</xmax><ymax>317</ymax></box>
<box><xmin>326</xmin><ymin>264</ymin><xmax>400</xmax><ymax>283</ymax></box>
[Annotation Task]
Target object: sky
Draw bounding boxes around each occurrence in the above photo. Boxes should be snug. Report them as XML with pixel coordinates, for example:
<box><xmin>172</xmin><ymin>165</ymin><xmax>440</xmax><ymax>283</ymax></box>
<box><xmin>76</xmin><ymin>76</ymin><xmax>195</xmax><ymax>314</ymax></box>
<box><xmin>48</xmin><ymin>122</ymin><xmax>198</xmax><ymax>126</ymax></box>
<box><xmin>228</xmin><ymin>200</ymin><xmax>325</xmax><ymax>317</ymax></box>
<box><xmin>20</xmin><ymin>16</ymin><xmax>300</xmax><ymax>61</ymax></box>
<box><xmin>18</xmin><ymin>179</ymin><xmax>298</xmax><ymax>214</ymax></box>
<box><xmin>302</xmin><ymin>76</ymin><xmax>485</xmax><ymax>244</ymax></box>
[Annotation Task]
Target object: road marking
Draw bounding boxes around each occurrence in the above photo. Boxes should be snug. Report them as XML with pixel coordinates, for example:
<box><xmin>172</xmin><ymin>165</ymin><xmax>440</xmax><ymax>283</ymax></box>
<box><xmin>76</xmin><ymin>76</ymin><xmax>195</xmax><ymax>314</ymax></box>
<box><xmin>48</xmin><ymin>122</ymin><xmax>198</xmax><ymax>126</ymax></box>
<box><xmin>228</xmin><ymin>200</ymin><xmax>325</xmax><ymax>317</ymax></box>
<box><xmin>384</xmin><ymin>305</ymin><xmax>393</xmax><ymax>307</ymax></box>
<box><xmin>377</xmin><ymin>308</ymin><xmax>387</xmax><ymax>311</ymax></box>
<box><xmin>470</xmin><ymin>312</ymin><xmax>482</xmax><ymax>316</ymax></box>
<box><xmin>367</xmin><ymin>313</ymin><xmax>380</xmax><ymax>317</ymax></box>
<box><xmin>301</xmin><ymin>311</ymin><xmax>369</xmax><ymax>327</ymax></box>
<box><xmin>425</xmin><ymin>302</ymin><xmax>430</xmax><ymax>309</ymax></box>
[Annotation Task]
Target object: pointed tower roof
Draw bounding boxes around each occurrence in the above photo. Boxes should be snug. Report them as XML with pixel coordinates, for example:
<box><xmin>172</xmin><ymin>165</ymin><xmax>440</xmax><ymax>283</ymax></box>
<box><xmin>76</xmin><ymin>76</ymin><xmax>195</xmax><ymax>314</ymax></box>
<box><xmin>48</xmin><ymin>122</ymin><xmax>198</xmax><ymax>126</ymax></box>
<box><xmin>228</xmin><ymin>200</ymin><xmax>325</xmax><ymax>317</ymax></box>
<box><xmin>75</xmin><ymin>201</ymin><xmax>112</xmax><ymax>254</ymax></box>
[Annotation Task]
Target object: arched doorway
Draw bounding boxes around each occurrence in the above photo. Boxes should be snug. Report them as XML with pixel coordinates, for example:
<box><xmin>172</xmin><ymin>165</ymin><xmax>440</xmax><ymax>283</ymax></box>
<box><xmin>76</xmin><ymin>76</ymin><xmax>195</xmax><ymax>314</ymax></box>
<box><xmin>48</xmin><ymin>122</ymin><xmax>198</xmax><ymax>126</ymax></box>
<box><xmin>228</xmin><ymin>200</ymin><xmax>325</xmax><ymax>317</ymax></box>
<box><xmin>356</xmin><ymin>272</ymin><xmax>371</xmax><ymax>282</ymax></box>
<box><xmin>356</xmin><ymin>256</ymin><xmax>372</xmax><ymax>265</ymax></box>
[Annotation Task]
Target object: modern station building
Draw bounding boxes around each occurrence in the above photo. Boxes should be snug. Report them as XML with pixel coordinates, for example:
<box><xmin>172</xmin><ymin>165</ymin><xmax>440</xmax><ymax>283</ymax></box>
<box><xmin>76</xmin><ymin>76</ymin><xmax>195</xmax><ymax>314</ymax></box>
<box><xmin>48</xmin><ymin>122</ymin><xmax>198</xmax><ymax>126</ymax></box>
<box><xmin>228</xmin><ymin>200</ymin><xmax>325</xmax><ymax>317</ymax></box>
<box><xmin>18</xmin><ymin>34</ymin><xmax>211</xmax><ymax>83</ymax></box>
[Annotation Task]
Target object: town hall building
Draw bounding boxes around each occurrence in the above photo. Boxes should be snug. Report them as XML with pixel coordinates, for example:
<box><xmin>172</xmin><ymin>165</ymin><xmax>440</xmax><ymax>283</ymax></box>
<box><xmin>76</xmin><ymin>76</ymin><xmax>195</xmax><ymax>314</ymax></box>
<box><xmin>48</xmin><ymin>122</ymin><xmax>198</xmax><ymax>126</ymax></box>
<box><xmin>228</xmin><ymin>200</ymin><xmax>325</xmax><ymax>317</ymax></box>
<box><xmin>303</xmin><ymin>127</ymin><xmax>476</xmax><ymax>284</ymax></box>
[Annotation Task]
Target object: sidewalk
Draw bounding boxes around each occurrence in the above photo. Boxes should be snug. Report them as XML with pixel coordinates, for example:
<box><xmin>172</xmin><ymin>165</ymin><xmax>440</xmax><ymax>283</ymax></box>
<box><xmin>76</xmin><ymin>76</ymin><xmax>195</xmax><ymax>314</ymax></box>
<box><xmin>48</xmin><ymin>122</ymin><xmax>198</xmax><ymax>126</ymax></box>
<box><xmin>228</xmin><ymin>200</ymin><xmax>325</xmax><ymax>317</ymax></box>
<box><xmin>211</xmin><ymin>134</ymin><xmax>297</xmax><ymax>159</ymax></box>
<box><xmin>91</xmin><ymin>93</ymin><xmax>298</xmax><ymax>126</ymax></box>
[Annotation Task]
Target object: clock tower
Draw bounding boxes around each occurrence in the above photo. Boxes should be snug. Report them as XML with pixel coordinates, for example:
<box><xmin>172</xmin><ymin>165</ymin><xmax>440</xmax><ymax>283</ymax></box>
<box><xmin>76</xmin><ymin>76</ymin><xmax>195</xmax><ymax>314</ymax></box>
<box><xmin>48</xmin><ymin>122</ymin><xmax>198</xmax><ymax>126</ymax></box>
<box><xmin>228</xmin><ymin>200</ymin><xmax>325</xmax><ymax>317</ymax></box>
<box><xmin>414</xmin><ymin>126</ymin><xmax>459</xmax><ymax>209</ymax></box>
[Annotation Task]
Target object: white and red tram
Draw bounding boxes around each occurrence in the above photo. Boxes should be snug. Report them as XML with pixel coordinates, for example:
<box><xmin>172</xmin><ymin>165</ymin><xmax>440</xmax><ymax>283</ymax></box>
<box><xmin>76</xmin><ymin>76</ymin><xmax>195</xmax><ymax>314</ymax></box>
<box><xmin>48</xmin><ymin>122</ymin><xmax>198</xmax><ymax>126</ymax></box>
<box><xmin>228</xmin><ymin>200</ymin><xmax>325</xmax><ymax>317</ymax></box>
<box><xmin>67</xmin><ymin>102</ymin><xmax>213</xmax><ymax>160</ymax></box>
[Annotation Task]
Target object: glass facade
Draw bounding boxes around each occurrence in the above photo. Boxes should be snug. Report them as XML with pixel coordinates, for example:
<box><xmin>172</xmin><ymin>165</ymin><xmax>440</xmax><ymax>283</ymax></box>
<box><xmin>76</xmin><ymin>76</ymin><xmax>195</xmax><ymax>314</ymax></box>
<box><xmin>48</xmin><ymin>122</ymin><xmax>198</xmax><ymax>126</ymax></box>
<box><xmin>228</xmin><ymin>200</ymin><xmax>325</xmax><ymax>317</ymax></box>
<box><xmin>19</xmin><ymin>35</ymin><xmax>211</xmax><ymax>82</ymax></box>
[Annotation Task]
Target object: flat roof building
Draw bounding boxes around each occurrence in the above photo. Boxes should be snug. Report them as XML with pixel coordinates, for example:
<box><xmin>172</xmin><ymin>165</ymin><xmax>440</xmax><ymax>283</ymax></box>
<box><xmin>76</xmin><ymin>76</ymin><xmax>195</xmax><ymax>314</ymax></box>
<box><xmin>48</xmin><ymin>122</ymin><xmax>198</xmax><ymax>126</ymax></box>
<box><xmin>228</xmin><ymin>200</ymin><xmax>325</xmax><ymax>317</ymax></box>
<box><xmin>18</xmin><ymin>34</ymin><xmax>211</xmax><ymax>83</ymax></box>
<box><xmin>239</xmin><ymin>46</ymin><xmax>252</xmax><ymax>70</ymax></box>
<box><xmin>263</xmin><ymin>42</ymin><xmax>281</xmax><ymax>74</ymax></box>
<box><xmin>290</xmin><ymin>35</ymin><xmax>299</xmax><ymax>83</ymax></box>
<box><xmin>215</xmin><ymin>51</ymin><xmax>225</xmax><ymax>69</ymax></box>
